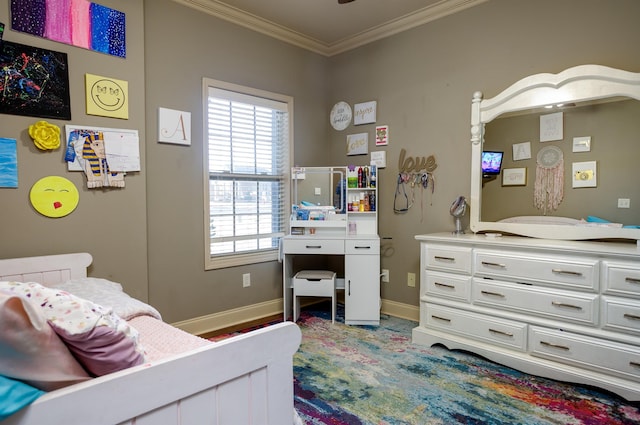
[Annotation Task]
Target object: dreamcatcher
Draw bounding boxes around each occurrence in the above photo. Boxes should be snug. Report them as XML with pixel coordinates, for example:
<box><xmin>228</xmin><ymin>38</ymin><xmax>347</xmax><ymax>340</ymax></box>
<box><xmin>534</xmin><ymin>146</ymin><xmax>564</xmax><ymax>214</ymax></box>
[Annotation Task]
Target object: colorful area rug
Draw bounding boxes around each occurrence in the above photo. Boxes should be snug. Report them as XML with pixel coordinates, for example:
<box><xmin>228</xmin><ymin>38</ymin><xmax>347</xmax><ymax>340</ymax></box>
<box><xmin>293</xmin><ymin>304</ymin><xmax>640</xmax><ymax>425</ymax></box>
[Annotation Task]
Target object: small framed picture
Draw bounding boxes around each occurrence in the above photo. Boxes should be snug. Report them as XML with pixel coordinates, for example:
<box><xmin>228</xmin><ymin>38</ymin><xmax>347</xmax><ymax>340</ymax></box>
<box><xmin>353</xmin><ymin>101</ymin><xmax>377</xmax><ymax>125</ymax></box>
<box><xmin>572</xmin><ymin>136</ymin><xmax>591</xmax><ymax>152</ymax></box>
<box><xmin>502</xmin><ymin>168</ymin><xmax>527</xmax><ymax>186</ymax></box>
<box><xmin>540</xmin><ymin>112</ymin><xmax>563</xmax><ymax>142</ymax></box>
<box><xmin>512</xmin><ymin>141</ymin><xmax>531</xmax><ymax>161</ymax></box>
<box><xmin>572</xmin><ymin>161</ymin><xmax>597</xmax><ymax>188</ymax></box>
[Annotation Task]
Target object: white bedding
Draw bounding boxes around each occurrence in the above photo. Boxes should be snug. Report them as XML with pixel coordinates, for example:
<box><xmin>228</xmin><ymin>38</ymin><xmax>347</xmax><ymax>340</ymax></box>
<box><xmin>51</xmin><ymin>277</ymin><xmax>162</xmax><ymax>320</ymax></box>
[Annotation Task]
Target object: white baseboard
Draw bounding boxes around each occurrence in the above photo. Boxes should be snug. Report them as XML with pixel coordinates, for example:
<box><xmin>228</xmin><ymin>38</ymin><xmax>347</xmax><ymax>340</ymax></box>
<box><xmin>171</xmin><ymin>298</ymin><xmax>283</xmax><ymax>336</ymax></box>
<box><xmin>171</xmin><ymin>298</ymin><xmax>419</xmax><ymax>335</ymax></box>
<box><xmin>381</xmin><ymin>299</ymin><xmax>419</xmax><ymax>322</ymax></box>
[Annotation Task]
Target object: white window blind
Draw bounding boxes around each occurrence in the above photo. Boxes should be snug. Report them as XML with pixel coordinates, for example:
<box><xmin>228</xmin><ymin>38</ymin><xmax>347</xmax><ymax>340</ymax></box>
<box><xmin>204</xmin><ymin>80</ymin><xmax>291</xmax><ymax>269</ymax></box>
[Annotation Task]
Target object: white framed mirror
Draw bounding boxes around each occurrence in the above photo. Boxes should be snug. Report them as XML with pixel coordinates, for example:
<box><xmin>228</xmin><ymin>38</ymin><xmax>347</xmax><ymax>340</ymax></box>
<box><xmin>470</xmin><ymin>64</ymin><xmax>640</xmax><ymax>241</ymax></box>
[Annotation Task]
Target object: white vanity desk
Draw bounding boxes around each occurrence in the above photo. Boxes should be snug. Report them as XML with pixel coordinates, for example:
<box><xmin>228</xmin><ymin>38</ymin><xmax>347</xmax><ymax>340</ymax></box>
<box><xmin>281</xmin><ymin>233</ymin><xmax>380</xmax><ymax>325</ymax></box>
<box><xmin>413</xmin><ymin>233</ymin><xmax>640</xmax><ymax>400</ymax></box>
<box><xmin>282</xmin><ymin>165</ymin><xmax>381</xmax><ymax>325</ymax></box>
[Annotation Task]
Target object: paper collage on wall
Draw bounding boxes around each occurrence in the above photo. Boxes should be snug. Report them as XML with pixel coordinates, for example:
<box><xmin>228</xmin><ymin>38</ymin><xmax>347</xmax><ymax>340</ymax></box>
<box><xmin>66</xmin><ymin>126</ymin><xmax>140</xmax><ymax>188</ymax></box>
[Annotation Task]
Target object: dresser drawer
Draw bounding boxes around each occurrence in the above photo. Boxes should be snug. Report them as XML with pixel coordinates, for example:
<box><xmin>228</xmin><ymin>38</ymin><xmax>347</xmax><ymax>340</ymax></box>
<box><xmin>474</xmin><ymin>250</ymin><xmax>598</xmax><ymax>291</ymax></box>
<box><xmin>473</xmin><ymin>279</ymin><xmax>598</xmax><ymax>326</ymax></box>
<box><xmin>423</xmin><ymin>244</ymin><xmax>472</xmax><ymax>274</ymax></box>
<box><xmin>424</xmin><ymin>303</ymin><xmax>527</xmax><ymax>351</ymax></box>
<box><xmin>282</xmin><ymin>238</ymin><xmax>344</xmax><ymax>254</ymax></box>
<box><xmin>345</xmin><ymin>239</ymin><xmax>380</xmax><ymax>255</ymax></box>
<box><xmin>530</xmin><ymin>326</ymin><xmax>640</xmax><ymax>382</ymax></box>
<box><xmin>424</xmin><ymin>271</ymin><xmax>471</xmax><ymax>302</ymax></box>
<box><xmin>603</xmin><ymin>261</ymin><xmax>640</xmax><ymax>297</ymax></box>
<box><xmin>602</xmin><ymin>296</ymin><xmax>640</xmax><ymax>335</ymax></box>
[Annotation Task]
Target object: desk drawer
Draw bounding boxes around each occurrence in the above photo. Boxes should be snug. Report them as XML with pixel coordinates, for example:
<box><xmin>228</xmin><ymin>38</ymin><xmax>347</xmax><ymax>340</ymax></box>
<box><xmin>424</xmin><ymin>303</ymin><xmax>527</xmax><ymax>351</ymax></box>
<box><xmin>474</xmin><ymin>250</ymin><xmax>598</xmax><ymax>291</ymax></box>
<box><xmin>423</xmin><ymin>245</ymin><xmax>472</xmax><ymax>273</ymax></box>
<box><xmin>345</xmin><ymin>239</ymin><xmax>380</xmax><ymax>255</ymax></box>
<box><xmin>473</xmin><ymin>279</ymin><xmax>598</xmax><ymax>326</ymax></box>
<box><xmin>424</xmin><ymin>271</ymin><xmax>471</xmax><ymax>302</ymax></box>
<box><xmin>602</xmin><ymin>296</ymin><xmax>640</xmax><ymax>335</ymax></box>
<box><xmin>603</xmin><ymin>261</ymin><xmax>640</xmax><ymax>297</ymax></box>
<box><xmin>283</xmin><ymin>238</ymin><xmax>344</xmax><ymax>254</ymax></box>
<box><xmin>530</xmin><ymin>326</ymin><xmax>640</xmax><ymax>382</ymax></box>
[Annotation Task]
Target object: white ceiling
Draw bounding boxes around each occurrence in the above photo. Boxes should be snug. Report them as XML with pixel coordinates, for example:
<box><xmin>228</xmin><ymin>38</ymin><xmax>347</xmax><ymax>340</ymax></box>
<box><xmin>174</xmin><ymin>0</ymin><xmax>488</xmax><ymax>56</ymax></box>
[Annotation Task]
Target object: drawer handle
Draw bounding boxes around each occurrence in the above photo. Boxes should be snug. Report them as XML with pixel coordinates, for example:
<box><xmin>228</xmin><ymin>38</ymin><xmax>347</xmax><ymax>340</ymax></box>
<box><xmin>305</xmin><ymin>245</ymin><xmax>322</xmax><ymax>249</ymax></box>
<box><xmin>481</xmin><ymin>261</ymin><xmax>506</xmax><ymax>269</ymax></box>
<box><xmin>434</xmin><ymin>256</ymin><xmax>455</xmax><ymax>262</ymax></box>
<box><xmin>626</xmin><ymin>277</ymin><xmax>640</xmax><ymax>284</ymax></box>
<box><xmin>431</xmin><ymin>315</ymin><xmax>451</xmax><ymax>323</ymax></box>
<box><xmin>353</xmin><ymin>246</ymin><xmax>371</xmax><ymax>250</ymax></box>
<box><xmin>624</xmin><ymin>313</ymin><xmax>640</xmax><ymax>321</ymax></box>
<box><xmin>551</xmin><ymin>301</ymin><xmax>582</xmax><ymax>310</ymax></box>
<box><xmin>540</xmin><ymin>341</ymin><xmax>570</xmax><ymax>351</ymax></box>
<box><xmin>481</xmin><ymin>290</ymin><xmax>505</xmax><ymax>298</ymax></box>
<box><xmin>630</xmin><ymin>361</ymin><xmax>640</xmax><ymax>368</ymax></box>
<box><xmin>489</xmin><ymin>328</ymin><xmax>514</xmax><ymax>337</ymax></box>
<box><xmin>434</xmin><ymin>282</ymin><xmax>455</xmax><ymax>289</ymax></box>
<box><xmin>551</xmin><ymin>269</ymin><xmax>583</xmax><ymax>277</ymax></box>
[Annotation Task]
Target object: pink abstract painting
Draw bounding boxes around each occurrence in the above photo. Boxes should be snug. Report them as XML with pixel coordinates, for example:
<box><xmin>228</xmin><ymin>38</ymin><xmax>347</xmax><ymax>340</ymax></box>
<box><xmin>10</xmin><ymin>0</ymin><xmax>126</xmax><ymax>58</ymax></box>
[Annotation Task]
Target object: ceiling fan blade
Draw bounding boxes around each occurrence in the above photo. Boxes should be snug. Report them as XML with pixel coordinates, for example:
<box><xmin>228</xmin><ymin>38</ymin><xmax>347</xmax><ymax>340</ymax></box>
<box><xmin>338</xmin><ymin>0</ymin><xmax>355</xmax><ymax>4</ymax></box>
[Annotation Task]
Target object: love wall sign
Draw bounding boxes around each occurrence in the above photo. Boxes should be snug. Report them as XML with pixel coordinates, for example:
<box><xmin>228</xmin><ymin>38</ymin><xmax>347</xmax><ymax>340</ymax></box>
<box><xmin>398</xmin><ymin>148</ymin><xmax>437</xmax><ymax>173</ymax></box>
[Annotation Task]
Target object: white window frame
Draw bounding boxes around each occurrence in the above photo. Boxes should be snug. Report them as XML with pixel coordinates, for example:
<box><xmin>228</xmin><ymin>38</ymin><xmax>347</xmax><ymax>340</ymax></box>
<box><xmin>203</xmin><ymin>78</ymin><xmax>293</xmax><ymax>270</ymax></box>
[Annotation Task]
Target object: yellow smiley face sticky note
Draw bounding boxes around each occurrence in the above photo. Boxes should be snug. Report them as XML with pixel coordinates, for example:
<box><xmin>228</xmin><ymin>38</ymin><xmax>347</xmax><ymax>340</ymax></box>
<box><xmin>30</xmin><ymin>176</ymin><xmax>79</xmax><ymax>218</ymax></box>
<box><xmin>85</xmin><ymin>73</ymin><xmax>129</xmax><ymax>119</ymax></box>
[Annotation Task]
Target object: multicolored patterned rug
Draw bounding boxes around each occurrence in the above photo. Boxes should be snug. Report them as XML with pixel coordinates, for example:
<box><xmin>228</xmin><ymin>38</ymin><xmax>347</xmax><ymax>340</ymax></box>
<box><xmin>293</xmin><ymin>304</ymin><xmax>640</xmax><ymax>425</ymax></box>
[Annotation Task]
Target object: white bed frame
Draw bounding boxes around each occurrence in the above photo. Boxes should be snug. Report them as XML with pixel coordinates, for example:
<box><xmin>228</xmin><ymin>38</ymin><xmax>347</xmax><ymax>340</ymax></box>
<box><xmin>0</xmin><ymin>253</ymin><xmax>302</xmax><ymax>425</ymax></box>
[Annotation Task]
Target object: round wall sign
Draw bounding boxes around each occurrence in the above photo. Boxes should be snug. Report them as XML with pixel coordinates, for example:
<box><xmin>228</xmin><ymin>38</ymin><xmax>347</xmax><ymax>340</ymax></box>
<box><xmin>30</xmin><ymin>176</ymin><xmax>79</xmax><ymax>218</ymax></box>
<box><xmin>330</xmin><ymin>101</ymin><xmax>352</xmax><ymax>131</ymax></box>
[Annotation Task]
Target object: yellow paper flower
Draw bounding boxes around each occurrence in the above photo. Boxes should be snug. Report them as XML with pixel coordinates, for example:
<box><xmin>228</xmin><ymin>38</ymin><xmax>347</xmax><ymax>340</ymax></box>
<box><xmin>29</xmin><ymin>121</ymin><xmax>61</xmax><ymax>150</ymax></box>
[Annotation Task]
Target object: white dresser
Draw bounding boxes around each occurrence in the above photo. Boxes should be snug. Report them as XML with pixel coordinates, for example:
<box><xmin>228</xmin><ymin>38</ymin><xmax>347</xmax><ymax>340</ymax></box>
<box><xmin>413</xmin><ymin>233</ymin><xmax>640</xmax><ymax>401</ymax></box>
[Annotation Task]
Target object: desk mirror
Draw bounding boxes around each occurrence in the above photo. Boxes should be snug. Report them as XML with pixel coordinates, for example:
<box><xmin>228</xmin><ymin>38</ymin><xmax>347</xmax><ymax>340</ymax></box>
<box><xmin>470</xmin><ymin>64</ymin><xmax>640</xmax><ymax>241</ymax></box>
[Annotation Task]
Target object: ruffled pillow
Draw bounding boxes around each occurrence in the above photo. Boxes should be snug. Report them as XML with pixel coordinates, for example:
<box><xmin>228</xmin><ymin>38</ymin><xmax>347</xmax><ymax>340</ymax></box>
<box><xmin>0</xmin><ymin>282</ymin><xmax>146</xmax><ymax>377</ymax></box>
<box><xmin>0</xmin><ymin>289</ymin><xmax>90</xmax><ymax>391</ymax></box>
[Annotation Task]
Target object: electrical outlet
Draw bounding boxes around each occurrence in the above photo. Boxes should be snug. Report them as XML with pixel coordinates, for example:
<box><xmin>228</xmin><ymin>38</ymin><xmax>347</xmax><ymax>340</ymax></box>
<box><xmin>242</xmin><ymin>273</ymin><xmax>251</xmax><ymax>287</ymax></box>
<box><xmin>407</xmin><ymin>272</ymin><xmax>416</xmax><ymax>287</ymax></box>
<box><xmin>381</xmin><ymin>269</ymin><xmax>389</xmax><ymax>282</ymax></box>
<box><xmin>618</xmin><ymin>198</ymin><xmax>631</xmax><ymax>208</ymax></box>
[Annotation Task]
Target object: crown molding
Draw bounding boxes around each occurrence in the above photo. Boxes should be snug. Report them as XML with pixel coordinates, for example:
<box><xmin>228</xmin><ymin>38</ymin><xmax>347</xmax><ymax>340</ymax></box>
<box><xmin>173</xmin><ymin>0</ymin><xmax>488</xmax><ymax>57</ymax></box>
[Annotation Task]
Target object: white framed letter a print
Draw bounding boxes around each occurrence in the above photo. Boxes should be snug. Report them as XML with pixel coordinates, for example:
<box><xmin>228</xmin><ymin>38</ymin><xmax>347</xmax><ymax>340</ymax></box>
<box><xmin>159</xmin><ymin>107</ymin><xmax>192</xmax><ymax>145</ymax></box>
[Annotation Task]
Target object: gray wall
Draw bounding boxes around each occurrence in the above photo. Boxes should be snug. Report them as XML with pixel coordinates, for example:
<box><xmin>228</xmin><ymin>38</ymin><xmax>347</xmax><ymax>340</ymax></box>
<box><xmin>143</xmin><ymin>0</ymin><xmax>330</xmax><ymax>322</ymax></box>
<box><xmin>2</xmin><ymin>0</ymin><xmax>639</xmax><ymax>322</ymax></box>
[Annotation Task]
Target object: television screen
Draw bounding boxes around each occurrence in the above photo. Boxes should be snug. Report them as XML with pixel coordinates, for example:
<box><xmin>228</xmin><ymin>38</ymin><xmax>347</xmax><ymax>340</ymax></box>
<box><xmin>482</xmin><ymin>151</ymin><xmax>503</xmax><ymax>176</ymax></box>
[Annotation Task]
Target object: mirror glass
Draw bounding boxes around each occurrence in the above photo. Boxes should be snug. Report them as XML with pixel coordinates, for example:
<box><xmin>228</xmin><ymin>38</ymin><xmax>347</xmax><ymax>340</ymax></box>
<box><xmin>470</xmin><ymin>65</ymin><xmax>640</xmax><ymax>241</ymax></box>
<box><xmin>292</xmin><ymin>166</ymin><xmax>346</xmax><ymax>212</ymax></box>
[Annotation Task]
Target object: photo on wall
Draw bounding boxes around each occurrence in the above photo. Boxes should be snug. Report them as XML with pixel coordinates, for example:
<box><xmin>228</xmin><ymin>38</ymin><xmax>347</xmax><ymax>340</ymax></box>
<box><xmin>0</xmin><ymin>41</ymin><xmax>71</xmax><ymax>120</ymax></box>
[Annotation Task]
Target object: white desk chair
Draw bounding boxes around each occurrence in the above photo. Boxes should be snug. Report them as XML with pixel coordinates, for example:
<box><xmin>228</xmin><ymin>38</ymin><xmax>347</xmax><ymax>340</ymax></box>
<box><xmin>293</xmin><ymin>270</ymin><xmax>337</xmax><ymax>323</ymax></box>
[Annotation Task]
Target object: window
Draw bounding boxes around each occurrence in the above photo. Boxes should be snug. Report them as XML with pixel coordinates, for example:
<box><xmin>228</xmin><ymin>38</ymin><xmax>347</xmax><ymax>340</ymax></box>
<box><xmin>203</xmin><ymin>79</ymin><xmax>292</xmax><ymax>269</ymax></box>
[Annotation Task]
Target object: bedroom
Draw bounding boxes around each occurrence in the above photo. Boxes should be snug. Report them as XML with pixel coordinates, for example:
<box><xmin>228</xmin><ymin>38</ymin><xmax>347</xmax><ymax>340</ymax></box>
<box><xmin>1</xmin><ymin>0</ymin><xmax>639</xmax><ymax>422</ymax></box>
